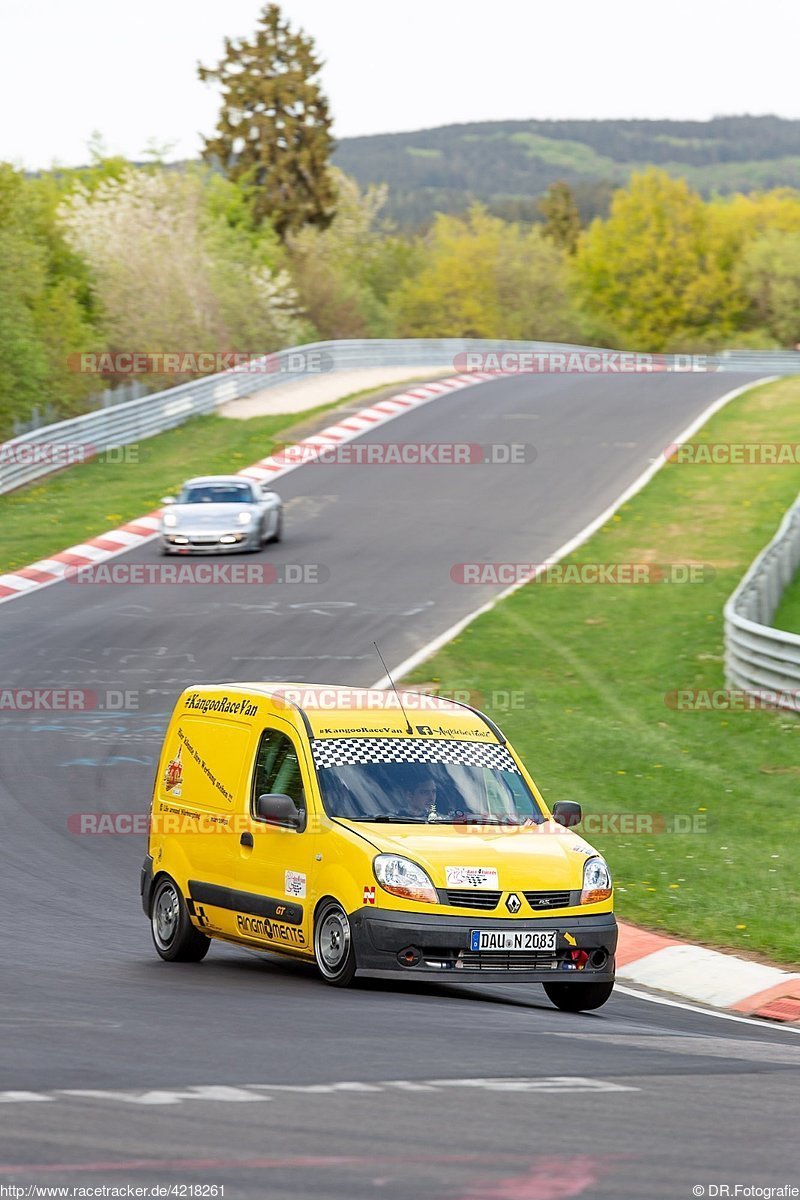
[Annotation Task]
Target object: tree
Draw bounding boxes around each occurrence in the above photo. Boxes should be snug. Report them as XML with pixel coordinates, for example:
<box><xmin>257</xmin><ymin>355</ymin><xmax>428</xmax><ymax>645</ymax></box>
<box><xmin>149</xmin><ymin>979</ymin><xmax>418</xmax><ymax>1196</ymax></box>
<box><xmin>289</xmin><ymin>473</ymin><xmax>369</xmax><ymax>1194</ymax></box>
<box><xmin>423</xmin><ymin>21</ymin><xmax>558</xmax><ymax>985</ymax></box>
<box><xmin>199</xmin><ymin>3</ymin><xmax>336</xmax><ymax>238</ymax></box>
<box><xmin>539</xmin><ymin>181</ymin><xmax>581</xmax><ymax>253</ymax></box>
<box><xmin>573</xmin><ymin>169</ymin><xmax>743</xmax><ymax>351</ymax></box>
<box><xmin>738</xmin><ymin>230</ymin><xmax>800</xmax><ymax>346</ymax></box>
<box><xmin>58</xmin><ymin>167</ymin><xmax>306</xmax><ymax>387</ymax></box>
<box><xmin>389</xmin><ymin>205</ymin><xmax>583</xmax><ymax>341</ymax></box>
<box><xmin>288</xmin><ymin>168</ymin><xmax>420</xmax><ymax>338</ymax></box>
<box><xmin>0</xmin><ymin>164</ymin><xmax>99</xmax><ymax>437</ymax></box>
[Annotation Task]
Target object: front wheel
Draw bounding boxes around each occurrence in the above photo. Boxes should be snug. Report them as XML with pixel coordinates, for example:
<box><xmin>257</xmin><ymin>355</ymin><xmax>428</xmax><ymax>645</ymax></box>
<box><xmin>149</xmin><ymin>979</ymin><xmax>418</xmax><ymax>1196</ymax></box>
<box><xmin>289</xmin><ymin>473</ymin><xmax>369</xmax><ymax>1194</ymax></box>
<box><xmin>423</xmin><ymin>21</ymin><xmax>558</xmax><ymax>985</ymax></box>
<box><xmin>150</xmin><ymin>875</ymin><xmax>210</xmax><ymax>962</ymax></box>
<box><xmin>314</xmin><ymin>900</ymin><xmax>357</xmax><ymax>987</ymax></box>
<box><xmin>543</xmin><ymin>980</ymin><xmax>614</xmax><ymax>1012</ymax></box>
<box><xmin>268</xmin><ymin>512</ymin><xmax>283</xmax><ymax>544</ymax></box>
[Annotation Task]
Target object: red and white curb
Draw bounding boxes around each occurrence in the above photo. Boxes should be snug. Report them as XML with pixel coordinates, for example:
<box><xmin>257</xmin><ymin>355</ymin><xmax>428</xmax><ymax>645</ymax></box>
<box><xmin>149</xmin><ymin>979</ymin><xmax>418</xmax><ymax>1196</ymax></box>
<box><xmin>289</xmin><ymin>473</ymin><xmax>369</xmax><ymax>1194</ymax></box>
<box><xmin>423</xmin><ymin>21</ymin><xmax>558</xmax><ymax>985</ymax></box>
<box><xmin>617</xmin><ymin>923</ymin><xmax>800</xmax><ymax>1023</ymax></box>
<box><xmin>0</xmin><ymin>373</ymin><xmax>493</xmax><ymax>604</ymax></box>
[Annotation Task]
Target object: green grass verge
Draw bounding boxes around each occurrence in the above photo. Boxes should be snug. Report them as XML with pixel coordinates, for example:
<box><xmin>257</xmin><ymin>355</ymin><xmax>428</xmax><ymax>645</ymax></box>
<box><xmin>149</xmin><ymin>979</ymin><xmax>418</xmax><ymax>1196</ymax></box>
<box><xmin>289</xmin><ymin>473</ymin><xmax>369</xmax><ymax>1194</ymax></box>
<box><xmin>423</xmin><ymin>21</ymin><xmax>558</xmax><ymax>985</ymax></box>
<box><xmin>771</xmin><ymin>557</ymin><xmax>800</xmax><ymax>634</ymax></box>
<box><xmin>406</xmin><ymin>377</ymin><xmax>800</xmax><ymax>966</ymax></box>
<box><xmin>0</xmin><ymin>381</ymin><xmax>414</xmax><ymax>575</ymax></box>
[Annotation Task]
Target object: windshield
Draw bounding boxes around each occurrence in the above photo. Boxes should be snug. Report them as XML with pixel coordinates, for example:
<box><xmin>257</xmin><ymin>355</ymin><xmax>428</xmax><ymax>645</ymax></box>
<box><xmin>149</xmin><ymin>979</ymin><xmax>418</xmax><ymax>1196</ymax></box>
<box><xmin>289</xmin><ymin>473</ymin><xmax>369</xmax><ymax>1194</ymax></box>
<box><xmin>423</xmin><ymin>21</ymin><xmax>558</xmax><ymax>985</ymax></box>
<box><xmin>180</xmin><ymin>483</ymin><xmax>255</xmax><ymax>504</ymax></box>
<box><xmin>312</xmin><ymin>738</ymin><xmax>544</xmax><ymax>825</ymax></box>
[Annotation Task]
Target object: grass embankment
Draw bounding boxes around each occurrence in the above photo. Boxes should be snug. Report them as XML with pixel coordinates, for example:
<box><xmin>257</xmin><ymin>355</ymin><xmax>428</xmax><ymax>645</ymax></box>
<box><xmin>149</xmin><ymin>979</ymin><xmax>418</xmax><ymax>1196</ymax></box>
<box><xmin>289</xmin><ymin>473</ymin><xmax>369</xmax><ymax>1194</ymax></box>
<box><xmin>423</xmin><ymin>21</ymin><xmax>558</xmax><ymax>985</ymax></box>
<box><xmin>0</xmin><ymin>385</ymin><xmax>384</xmax><ymax>575</ymax></box>
<box><xmin>772</xmin><ymin>552</ymin><xmax>800</xmax><ymax>634</ymax></box>
<box><xmin>407</xmin><ymin>377</ymin><xmax>800</xmax><ymax>966</ymax></box>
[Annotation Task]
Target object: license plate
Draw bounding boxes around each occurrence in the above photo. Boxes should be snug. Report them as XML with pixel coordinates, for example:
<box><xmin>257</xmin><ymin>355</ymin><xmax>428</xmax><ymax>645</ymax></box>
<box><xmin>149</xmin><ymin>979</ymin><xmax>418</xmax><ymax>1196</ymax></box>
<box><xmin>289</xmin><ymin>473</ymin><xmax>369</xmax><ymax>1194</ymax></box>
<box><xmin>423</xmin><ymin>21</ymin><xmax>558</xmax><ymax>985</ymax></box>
<box><xmin>470</xmin><ymin>929</ymin><xmax>557</xmax><ymax>952</ymax></box>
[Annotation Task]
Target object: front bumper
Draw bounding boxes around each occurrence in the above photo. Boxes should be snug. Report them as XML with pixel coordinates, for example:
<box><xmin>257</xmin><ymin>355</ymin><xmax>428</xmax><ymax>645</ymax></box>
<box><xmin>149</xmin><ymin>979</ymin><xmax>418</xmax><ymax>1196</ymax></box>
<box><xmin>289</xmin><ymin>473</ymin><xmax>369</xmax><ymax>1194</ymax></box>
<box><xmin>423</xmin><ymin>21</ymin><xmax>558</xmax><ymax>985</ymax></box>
<box><xmin>350</xmin><ymin>908</ymin><xmax>617</xmax><ymax>982</ymax></box>
<box><xmin>161</xmin><ymin>530</ymin><xmax>255</xmax><ymax>554</ymax></box>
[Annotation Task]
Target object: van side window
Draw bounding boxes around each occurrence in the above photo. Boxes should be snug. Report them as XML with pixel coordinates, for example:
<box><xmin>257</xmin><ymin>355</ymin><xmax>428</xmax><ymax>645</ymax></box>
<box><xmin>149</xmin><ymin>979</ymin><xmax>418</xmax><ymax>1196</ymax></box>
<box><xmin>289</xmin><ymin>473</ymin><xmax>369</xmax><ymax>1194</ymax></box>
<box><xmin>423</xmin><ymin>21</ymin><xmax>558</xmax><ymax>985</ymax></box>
<box><xmin>251</xmin><ymin>729</ymin><xmax>306</xmax><ymax>827</ymax></box>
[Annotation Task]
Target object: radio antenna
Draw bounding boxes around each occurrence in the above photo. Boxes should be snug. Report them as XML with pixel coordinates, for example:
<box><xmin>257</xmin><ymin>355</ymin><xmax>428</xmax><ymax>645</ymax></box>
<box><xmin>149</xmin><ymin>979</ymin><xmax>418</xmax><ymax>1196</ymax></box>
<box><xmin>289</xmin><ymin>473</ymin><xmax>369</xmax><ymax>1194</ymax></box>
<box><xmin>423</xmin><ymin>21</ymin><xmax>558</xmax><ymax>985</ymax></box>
<box><xmin>374</xmin><ymin>642</ymin><xmax>413</xmax><ymax>734</ymax></box>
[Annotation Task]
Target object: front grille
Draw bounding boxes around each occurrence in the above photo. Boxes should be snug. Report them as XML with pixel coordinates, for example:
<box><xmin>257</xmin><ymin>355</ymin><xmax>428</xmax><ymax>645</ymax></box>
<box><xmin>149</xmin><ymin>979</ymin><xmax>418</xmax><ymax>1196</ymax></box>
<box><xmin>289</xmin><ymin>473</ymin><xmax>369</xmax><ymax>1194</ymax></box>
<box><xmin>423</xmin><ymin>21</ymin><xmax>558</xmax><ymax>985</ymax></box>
<box><xmin>457</xmin><ymin>951</ymin><xmax>559</xmax><ymax>971</ymax></box>
<box><xmin>523</xmin><ymin>890</ymin><xmax>573</xmax><ymax>910</ymax></box>
<box><xmin>445</xmin><ymin>889</ymin><xmax>502</xmax><ymax>910</ymax></box>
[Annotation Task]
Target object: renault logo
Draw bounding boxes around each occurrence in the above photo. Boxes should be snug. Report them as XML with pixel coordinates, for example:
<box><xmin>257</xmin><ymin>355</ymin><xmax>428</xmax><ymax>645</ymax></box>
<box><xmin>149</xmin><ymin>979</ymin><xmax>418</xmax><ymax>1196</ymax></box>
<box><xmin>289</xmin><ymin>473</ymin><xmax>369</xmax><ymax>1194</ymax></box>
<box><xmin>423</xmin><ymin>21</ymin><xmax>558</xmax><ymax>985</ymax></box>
<box><xmin>505</xmin><ymin>892</ymin><xmax>521</xmax><ymax>914</ymax></box>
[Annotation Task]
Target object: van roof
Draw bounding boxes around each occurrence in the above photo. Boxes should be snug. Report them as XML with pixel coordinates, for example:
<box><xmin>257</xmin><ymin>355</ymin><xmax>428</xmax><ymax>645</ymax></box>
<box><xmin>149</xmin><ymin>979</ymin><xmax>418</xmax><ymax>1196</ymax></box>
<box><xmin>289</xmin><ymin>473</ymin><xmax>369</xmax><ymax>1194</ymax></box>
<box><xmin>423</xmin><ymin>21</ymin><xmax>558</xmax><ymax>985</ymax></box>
<box><xmin>183</xmin><ymin>682</ymin><xmax>505</xmax><ymax>743</ymax></box>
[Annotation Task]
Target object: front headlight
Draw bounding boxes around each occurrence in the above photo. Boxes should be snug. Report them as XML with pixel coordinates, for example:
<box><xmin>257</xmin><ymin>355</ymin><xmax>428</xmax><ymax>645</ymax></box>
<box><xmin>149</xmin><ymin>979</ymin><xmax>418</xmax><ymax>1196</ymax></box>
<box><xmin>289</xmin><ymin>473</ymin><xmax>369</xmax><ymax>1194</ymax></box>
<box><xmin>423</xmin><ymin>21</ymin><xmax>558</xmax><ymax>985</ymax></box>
<box><xmin>163</xmin><ymin>513</ymin><xmax>178</xmax><ymax>528</ymax></box>
<box><xmin>237</xmin><ymin>511</ymin><xmax>253</xmax><ymax>526</ymax></box>
<box><xmin>373</xmin><ymin>854</ymin><xmax>438</xmax><ymax>904</ymax></box>
<box><xmin>581</xmin><ymin>856</ymin><xmax>612</xmax><ymax>904</ymax></box>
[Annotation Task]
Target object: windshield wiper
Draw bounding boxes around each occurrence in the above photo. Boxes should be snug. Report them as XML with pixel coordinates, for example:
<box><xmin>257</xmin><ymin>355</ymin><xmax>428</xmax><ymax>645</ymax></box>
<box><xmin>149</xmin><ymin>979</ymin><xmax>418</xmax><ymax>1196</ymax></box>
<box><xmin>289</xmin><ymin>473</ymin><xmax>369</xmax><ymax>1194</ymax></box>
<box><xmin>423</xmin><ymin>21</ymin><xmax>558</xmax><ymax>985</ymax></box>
<box><xmin>346</xmin><ymin>815</ymin><xmax>429</xmax><ymax>823</ymax></box>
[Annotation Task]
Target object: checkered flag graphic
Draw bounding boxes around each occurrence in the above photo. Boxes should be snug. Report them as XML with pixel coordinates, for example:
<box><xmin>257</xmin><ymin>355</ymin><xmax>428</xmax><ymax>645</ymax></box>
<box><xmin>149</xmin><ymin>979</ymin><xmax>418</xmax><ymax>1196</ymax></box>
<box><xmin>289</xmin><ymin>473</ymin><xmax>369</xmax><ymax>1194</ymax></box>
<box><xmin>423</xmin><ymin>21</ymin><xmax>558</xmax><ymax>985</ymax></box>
<box><xmin>311</xmin><ymin>737</ymin><xmax>519</xmax><ymax>773</ymax></box>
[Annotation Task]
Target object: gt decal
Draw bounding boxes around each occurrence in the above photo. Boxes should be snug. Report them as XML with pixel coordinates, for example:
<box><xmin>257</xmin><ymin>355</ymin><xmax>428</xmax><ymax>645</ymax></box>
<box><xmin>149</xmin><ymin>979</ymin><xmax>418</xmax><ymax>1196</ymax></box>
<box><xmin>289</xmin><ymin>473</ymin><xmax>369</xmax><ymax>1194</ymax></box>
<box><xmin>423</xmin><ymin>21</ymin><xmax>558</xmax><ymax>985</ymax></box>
<box><xmin>363</xmin><ymin>886</ymin><xmax>376</xmax><ymax>905</ymax></box>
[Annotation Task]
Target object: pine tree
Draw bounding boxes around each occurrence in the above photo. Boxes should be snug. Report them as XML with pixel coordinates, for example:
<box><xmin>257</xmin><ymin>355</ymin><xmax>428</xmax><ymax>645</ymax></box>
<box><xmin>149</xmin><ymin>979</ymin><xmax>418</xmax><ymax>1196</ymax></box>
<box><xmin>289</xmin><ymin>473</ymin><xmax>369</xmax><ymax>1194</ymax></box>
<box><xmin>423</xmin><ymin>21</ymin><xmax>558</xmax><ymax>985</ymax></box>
<box><xmin>538</xmin><ymin>182</ymin><xmax>581</xmax><ymax>254</ymax></box>
<box><xmin>199</xmin><ymin>4</ymin><xmax>336</xmax><ymax>238</ymax></box>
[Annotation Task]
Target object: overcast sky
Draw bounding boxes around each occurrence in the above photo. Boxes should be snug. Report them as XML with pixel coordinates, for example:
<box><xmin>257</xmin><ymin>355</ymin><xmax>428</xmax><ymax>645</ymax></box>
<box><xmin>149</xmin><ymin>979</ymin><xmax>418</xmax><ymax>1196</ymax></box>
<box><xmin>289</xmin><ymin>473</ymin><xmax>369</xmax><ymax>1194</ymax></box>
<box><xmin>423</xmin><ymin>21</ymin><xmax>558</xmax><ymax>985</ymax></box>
<box><xmin>3</xmin><ymin>0</ymin><xmax>800</xmax><ymax>169</ymax></box>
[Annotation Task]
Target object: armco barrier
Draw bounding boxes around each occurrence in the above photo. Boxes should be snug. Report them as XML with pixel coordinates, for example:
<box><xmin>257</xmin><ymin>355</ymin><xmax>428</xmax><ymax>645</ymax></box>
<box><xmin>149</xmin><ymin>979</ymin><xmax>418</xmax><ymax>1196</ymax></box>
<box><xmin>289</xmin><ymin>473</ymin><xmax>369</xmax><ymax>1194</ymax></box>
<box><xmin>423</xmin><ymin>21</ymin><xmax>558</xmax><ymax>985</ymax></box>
<box><xmin>2</xmin><ymin>338</ymin><xmax>799</xmax><ymax>495</ymax></box>
<box><xmin>724</xmin><ymin>493</ymin><xmax>800</xmax><ymax>709</ymax></box>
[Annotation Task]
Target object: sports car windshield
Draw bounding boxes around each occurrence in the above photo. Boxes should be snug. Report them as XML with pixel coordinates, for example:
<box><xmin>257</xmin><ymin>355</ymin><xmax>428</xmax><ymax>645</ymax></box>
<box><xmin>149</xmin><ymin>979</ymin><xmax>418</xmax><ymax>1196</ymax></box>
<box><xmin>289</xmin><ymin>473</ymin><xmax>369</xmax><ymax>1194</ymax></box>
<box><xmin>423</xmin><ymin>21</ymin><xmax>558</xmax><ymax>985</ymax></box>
<box><xmin>180</xmin><ymin>483</ymin><xmax>254</xmax><ymax>504</ymax></box>
<box><xmin>312</xmin><ymin>739</ymin><xmax>544</xmax><ymax>825</ymax></box>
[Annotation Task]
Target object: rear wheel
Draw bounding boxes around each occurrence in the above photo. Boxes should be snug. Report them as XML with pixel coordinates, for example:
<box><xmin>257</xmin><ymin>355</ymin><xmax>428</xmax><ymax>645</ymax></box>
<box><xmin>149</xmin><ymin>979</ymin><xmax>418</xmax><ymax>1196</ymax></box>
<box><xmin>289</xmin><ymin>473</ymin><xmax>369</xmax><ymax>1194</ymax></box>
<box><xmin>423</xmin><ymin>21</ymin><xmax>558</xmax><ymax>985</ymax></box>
<box><xmin>543</xmin><ymin>980</ymin><xmax>614</xmax><ymax>1012</ymax></box>
<box><xmin>150</xmin><ymin>875</ymin><xmax>210</xmax><ymax>962</ymax></box>
<box><xmin>314</xmin><ymin>900</ymin><xmax>357</xmax><ymax>987</ymax></box>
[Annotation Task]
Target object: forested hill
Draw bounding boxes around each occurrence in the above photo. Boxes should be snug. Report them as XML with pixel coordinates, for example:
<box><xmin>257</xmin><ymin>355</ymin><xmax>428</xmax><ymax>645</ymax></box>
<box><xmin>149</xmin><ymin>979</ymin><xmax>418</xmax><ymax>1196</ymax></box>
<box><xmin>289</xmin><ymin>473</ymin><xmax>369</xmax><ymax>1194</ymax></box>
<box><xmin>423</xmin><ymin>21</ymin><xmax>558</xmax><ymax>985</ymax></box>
<box><xmin>332</xmin><ymin>115</ymin><xmax>800</xmax><ymax>227</ymax></box>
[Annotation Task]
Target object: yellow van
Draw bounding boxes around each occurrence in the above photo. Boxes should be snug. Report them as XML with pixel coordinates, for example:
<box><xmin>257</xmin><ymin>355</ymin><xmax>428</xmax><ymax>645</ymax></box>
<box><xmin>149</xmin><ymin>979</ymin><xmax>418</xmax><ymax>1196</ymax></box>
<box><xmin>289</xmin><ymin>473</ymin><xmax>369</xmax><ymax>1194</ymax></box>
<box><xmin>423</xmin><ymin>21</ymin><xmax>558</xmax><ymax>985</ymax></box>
<box><xmin>141</xmin><ymin>684</ymin><xmax>617</xmax><ymax>1011</ymax></box>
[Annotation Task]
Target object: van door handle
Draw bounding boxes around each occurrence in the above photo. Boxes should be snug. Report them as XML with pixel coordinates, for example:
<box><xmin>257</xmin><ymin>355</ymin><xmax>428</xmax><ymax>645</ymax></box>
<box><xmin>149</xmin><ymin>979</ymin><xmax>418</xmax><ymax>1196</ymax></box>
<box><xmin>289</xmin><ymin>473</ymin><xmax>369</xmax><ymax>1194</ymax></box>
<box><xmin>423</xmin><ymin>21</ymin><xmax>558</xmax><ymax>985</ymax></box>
<box><xmin>240</xmin><ymin>832</ymin><xmax>254</xmax><ymax>848</ymax></box>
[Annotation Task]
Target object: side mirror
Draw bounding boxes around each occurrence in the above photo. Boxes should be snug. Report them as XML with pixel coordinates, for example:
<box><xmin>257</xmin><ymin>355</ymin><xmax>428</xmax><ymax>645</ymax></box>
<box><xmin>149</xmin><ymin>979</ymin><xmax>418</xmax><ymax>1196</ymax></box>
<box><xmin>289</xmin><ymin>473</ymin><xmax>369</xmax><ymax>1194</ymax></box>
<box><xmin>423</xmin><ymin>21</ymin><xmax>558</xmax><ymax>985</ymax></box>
<box><xmin>256</xmin><ymin>793</ymin><xmax>301</xmax><ymax>828</ymax></box>
<box><xmin>261</xmin><ymin>486</ymin><xmax>279</xmax><ymax>500</ymax></box>
<box><xmin>552</xmin><ymin>801</ymin><xmax>582</xmax><ymax>828</ymax></box>
<box><xmin>161</xmin><ymin>495</ymin><xmax>176</xmax><ymax>505</ymax></box>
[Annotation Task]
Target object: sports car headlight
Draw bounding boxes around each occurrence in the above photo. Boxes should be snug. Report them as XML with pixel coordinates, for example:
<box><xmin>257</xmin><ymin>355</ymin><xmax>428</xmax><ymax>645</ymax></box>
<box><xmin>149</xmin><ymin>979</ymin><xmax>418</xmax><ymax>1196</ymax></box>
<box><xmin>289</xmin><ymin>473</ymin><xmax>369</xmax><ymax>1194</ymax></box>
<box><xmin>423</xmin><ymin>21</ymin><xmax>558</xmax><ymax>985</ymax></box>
<box><xmin>581</xmin><ymin>856</ymin><xmax>612</xmax><ymax>904</ymax></box>
<box><xmin>373</xmin><ymin>855</ymin><xmax>437</xmax><ymax>904</ymax></box>
<box><xmin>237</xmin><ymin>511</ymin><xmax>253</xmax><ymax>525</ymax></box>
<box><xmin>163</xmin><ymin>513</ymin><xmax>178</xmax><ymax>528</ymax></box>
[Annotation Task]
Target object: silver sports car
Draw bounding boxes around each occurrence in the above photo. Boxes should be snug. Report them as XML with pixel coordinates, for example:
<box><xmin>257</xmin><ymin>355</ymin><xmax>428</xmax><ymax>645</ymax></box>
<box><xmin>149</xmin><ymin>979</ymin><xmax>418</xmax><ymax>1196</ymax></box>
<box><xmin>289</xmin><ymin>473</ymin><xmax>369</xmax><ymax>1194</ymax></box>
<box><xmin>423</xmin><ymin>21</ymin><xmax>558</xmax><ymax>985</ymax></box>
<box><xmin>159</xmin><ymin>475</ymin><xmax>283</xmax><ymax>554</ymax></box>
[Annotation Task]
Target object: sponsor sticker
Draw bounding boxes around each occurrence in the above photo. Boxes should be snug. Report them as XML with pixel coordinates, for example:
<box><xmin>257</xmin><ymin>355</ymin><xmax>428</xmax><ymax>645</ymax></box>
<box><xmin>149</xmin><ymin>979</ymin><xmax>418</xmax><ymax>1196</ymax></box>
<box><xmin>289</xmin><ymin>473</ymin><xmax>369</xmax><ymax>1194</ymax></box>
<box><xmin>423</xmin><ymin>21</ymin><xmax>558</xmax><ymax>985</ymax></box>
<box><xmin>445</xmin><ymin>866</ymin><xmax>499</xmax><ymax>889</ymax></box>
<box><xmin>285</xmin><ymin>870</ymin><xmax>306</xmax><ymax>899</ymax></box>
<box><xmin>163</xmin><ymin>746</ymin><xmax>183</xmax><ymax>796</ymax></box>
<box><xmin>363</xmin><ymin>885</ymin><xmax>376</xmax><ymax>905</ymax></box>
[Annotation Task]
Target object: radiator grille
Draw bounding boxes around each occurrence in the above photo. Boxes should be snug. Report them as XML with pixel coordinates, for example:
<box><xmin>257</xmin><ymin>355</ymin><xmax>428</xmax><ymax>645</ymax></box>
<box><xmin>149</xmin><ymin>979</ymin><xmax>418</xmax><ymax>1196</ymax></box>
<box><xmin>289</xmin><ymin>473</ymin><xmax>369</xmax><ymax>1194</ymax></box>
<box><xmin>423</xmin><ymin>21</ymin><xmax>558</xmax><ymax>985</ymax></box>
<box><xmin>445</xmin><ymin>889</ymin><xmax>501</xmax><ymax>910</ymax></box>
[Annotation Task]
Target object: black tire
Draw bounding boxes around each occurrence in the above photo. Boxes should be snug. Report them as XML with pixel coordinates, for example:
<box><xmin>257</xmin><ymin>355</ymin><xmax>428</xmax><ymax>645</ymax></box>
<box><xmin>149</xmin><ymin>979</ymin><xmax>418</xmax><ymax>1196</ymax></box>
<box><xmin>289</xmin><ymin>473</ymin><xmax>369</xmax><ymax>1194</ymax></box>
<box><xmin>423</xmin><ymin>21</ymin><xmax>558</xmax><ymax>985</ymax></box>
<box><xmin>314</xmin><ymin>900</ymin><xmax>357</xmax><ymax>987</ymax></box>
<box><xmin>268</xmin><ymin>512</ymin><xmax>283</xmax><ymax>544</ymax></box>
<box><xmin>543</xmin><ymin>980</ymin><xmax>614</xmax><ymax>1012</ymax></box>
<box><xmin>150</xmin><ymin>875</ymin><xmax>210</xmax><ymax>963</ymax></box>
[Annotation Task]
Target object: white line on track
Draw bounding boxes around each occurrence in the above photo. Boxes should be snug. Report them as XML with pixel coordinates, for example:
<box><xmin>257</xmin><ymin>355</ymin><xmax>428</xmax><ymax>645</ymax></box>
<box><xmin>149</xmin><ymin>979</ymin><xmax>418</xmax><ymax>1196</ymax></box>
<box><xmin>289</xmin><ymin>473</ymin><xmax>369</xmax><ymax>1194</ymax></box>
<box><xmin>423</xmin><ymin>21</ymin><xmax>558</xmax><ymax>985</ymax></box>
<box><xmin>614</xmin><ymin>984</ymin><xmax>800</xmax><ymax>1034</ymax></box>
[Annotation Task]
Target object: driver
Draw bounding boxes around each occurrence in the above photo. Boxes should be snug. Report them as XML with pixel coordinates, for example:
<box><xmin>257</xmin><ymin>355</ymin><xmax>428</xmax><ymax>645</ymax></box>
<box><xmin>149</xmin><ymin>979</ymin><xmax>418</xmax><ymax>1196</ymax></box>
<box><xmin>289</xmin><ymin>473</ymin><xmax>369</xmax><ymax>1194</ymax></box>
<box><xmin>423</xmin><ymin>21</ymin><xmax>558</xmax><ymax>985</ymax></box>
<box><xmin>400</xmin><ymin>774</ymin><xmax>438</xmax><ymax>818</ymax></box>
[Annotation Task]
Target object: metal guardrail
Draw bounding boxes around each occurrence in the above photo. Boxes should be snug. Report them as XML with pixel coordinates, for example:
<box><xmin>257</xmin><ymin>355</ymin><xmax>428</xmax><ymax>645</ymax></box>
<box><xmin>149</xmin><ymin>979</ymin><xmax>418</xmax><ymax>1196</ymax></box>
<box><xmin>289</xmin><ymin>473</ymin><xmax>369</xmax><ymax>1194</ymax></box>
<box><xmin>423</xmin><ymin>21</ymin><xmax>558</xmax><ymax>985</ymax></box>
<box><xmin>2</xmin><ymin>337</ymin><xmax>800</xmax><ymax>495</ymax></box>
<box><xmin>724</xmin><ymin>495</ymin><xmax>800</xmax><ymax>709</ymax></box>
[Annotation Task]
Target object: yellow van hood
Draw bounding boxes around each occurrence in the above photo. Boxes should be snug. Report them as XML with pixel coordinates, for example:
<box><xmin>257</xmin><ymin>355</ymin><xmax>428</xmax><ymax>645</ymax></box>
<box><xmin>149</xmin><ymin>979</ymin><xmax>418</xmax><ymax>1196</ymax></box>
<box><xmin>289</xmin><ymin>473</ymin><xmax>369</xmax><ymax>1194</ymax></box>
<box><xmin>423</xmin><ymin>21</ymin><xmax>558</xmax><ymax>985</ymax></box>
<box><xmin>337</xmin><ymin>820</ymin><xmax>598</xmax><ymax>891</ymax></box>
